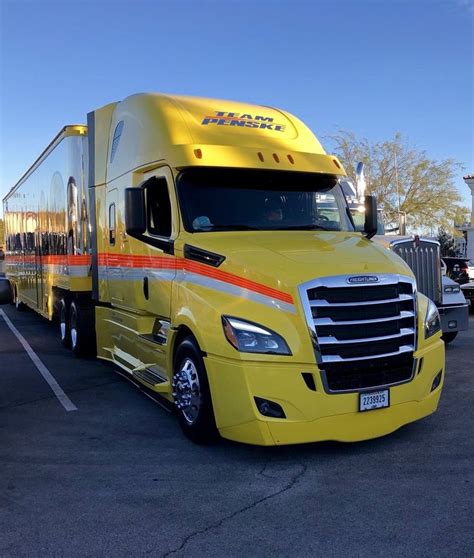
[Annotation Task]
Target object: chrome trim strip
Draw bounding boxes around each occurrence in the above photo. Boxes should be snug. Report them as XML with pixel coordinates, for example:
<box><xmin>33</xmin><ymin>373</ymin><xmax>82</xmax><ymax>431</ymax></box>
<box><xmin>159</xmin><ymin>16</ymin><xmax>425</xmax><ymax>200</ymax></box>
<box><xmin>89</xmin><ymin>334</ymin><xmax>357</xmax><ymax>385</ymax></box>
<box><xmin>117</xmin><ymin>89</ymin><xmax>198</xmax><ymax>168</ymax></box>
<box><xmin>318</xmin><ymin>328</ymin><xmax>415</xmax><ymax>345</ymax></box>
<box><xmin>313</xmin><ymin>310</ymin><xmax>414</xmax><ymax>326</ymax></box>
<box><xmin>321</xmin><ymin>345</ymin><xmax>414</xmax><ymax>363</ymax></box>
<box><xmin>438</xmin><ymin>303</ymin><xmax>470</xmax><ymax>310</ymax></box>
<box><xmin>309</xmin><ymin>294</ymin><xmax>413</xmax><ymax>307</ymax></box>
<box><xmin>303</xmin><ymin>273</ymin><xmax>411</xmax><ymax>289</ymax></box>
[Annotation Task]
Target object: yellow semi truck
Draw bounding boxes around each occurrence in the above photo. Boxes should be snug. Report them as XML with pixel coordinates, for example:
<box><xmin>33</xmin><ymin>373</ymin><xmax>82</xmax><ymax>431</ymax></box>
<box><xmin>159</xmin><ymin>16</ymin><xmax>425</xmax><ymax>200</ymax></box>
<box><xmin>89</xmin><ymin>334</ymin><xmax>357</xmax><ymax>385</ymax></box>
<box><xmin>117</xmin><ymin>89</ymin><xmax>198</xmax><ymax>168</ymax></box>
<box><xmin>1</xmin><ymin>93</ymin><xmax>445</xmax><ymax>445</ymax></box>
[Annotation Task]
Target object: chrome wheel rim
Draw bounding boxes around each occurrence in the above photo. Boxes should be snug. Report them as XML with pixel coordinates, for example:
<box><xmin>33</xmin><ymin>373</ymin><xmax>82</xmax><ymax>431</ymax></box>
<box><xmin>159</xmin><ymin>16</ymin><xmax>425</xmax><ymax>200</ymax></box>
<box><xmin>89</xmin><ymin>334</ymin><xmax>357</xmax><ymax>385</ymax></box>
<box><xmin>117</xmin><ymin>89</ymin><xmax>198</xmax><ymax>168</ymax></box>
<box><xmin>60</xmin><ymin>321</ymin><xmax>66</xmax><ymax>340</ymax></box>
<box><xmin>70</xmin><ymin>308</ymin><xmax>77</xmax><ymax>349</ymax></box>
<box><xmin>60</xmin><ymin>303</ymin><xmax>67</xmax><ymax>340</ymax></box>
<box><xmin>172</xmin><ymin>358</ymin><xmax>201</xmax><ymax>424</ymax></box>
<box><xmin>71</xmin><ymin>327</ymin><xmax>77</xmax><ymax>348</ymax></box>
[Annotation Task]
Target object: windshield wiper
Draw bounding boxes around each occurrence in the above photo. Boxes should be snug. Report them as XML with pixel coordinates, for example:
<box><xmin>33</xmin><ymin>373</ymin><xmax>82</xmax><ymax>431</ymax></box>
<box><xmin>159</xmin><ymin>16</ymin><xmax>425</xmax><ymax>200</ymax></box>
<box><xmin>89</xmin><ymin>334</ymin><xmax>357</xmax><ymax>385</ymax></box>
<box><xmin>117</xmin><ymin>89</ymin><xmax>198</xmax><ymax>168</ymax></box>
<box><xmin>279</xmin><ymin>224</ymin><xmax>334</xmax><ymax>231</ymax></box>
<box><xmin>198</xmin><ymin>224</ymin><xmax>262</xmax><ymax>231</ymax></box>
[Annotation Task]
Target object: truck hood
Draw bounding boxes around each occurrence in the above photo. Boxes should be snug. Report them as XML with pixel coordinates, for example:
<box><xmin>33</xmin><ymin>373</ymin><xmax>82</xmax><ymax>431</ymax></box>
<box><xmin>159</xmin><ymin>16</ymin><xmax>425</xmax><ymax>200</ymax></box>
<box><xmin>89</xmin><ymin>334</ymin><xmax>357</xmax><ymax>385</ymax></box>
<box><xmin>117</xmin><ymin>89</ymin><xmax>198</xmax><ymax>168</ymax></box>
<box><xmin>185</xmin><ymin>231</ymin><xmax>414</xmax><ymax>295</ymax></box>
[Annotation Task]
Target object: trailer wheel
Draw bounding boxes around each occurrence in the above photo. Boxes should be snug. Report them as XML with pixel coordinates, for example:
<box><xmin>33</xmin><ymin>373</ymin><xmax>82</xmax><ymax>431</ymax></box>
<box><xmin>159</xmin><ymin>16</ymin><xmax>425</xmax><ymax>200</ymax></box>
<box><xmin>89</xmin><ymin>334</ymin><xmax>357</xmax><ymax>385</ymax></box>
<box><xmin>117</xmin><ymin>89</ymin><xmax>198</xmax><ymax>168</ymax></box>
<box><xmin>172</xmin><ymin>337</ymin><xmax>219</xmax><ymax>444</ymax></box>
<box><xmin>69</xmin><ymin>300</ymin><xmax>96</xmax><ymax>357</ymax></box>
<box><xmin>59</xmin><ymin>297</ymin><xmax>71</xmax><ymax>348</ymax></box>
<box><xmin>442</xmin><ymin>331</ymin><xmax>458</xmax><ymax>344</ymax></box>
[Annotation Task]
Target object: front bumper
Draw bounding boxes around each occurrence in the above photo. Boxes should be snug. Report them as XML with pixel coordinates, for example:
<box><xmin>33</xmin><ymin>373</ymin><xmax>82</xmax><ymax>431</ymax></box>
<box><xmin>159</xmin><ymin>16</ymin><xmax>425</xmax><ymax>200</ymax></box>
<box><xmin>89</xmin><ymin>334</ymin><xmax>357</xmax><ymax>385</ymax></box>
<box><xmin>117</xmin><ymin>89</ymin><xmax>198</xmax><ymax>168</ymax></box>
<box><xmin>205</xmin><ymin>339</ymin><xmax>445</xmax><ymax>446</ymax></box>
<box><xmin>438</xmin><ymin>303</ymin><xmax>470</xmax><ymax>333</ymax></box>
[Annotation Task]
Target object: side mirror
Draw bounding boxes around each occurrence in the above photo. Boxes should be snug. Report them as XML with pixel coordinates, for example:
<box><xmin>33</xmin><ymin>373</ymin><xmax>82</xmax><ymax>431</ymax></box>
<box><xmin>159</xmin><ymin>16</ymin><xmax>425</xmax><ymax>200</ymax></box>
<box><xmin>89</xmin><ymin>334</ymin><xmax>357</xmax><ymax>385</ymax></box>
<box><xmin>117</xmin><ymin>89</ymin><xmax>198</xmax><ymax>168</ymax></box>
<box><xmin>364</xmin><ymin>195</ymin><xmax>378</xmax><ymax>239</ymax></box>
<box><xmin>125</xmin><ymin>187</ymin><xmax>146</xmax><ymax>236</ymax></box>
<box><xmin>0</xmin><ymin>278</ymin><xmax>12</xmax><ymax>305</ymax></box>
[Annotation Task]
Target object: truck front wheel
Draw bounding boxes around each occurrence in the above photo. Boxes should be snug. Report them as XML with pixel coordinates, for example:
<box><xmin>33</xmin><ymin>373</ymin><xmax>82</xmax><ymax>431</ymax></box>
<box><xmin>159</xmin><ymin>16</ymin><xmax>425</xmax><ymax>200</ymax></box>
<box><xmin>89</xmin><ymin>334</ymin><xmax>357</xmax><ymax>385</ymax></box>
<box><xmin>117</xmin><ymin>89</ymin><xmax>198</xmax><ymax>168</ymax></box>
<box><xmin>172</xmin><ymin>337</ymin><xmax>218</xmax><ymax>444</ymax></box>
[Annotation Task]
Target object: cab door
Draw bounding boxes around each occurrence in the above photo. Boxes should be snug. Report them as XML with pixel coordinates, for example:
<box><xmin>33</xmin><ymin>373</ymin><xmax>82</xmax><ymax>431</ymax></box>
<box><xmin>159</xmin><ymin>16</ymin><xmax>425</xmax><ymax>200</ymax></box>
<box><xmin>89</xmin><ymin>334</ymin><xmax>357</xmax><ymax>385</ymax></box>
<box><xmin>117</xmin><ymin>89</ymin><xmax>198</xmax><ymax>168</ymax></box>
<box><xmin>132</xmin><ymin>167</ymin><xmax>178</xmax><ymax>320</ymax></box>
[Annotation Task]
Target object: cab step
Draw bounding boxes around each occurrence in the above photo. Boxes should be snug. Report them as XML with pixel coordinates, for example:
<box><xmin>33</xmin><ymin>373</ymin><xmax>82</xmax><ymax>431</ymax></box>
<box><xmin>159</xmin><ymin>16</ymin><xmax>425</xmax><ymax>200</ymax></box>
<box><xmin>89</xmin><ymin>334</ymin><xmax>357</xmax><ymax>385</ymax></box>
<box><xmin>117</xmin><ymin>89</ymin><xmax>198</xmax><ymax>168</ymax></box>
<box><xmin>132</xmin><ymin>368</ymin><xmax>170</xmax><ymax>392</ymax></box>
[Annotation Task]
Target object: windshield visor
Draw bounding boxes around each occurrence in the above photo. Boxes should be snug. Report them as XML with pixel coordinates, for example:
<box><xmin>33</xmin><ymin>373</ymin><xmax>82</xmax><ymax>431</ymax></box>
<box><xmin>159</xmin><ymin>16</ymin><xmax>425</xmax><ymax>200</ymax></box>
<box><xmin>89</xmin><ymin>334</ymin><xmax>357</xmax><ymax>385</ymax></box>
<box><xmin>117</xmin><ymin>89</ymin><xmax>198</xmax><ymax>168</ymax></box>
<box><xmin>177</xmin><ymin>168</ymin><xmax>354</xmax><ymax>233</ymax></box>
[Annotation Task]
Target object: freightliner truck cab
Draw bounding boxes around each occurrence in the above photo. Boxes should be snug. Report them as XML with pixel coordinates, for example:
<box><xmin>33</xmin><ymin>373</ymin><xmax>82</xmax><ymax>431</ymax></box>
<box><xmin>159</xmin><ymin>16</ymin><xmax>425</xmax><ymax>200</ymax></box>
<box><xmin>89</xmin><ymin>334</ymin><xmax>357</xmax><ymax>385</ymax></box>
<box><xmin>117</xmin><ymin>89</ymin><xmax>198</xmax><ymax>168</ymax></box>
<box><xmin>4</xmin><ymin>93</ymin><xmax>445</xmax><ymax>445</ymax></box>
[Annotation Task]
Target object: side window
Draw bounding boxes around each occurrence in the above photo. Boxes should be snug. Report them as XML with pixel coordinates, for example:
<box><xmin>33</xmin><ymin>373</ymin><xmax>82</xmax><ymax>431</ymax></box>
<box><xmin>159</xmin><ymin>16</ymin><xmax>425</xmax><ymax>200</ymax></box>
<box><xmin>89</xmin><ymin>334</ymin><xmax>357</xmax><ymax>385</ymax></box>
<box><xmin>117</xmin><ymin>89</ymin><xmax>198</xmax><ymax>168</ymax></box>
<box><xmin>109</xmin><ymin>203</ymin><xmax>116</xmax><ymax>245</ymax></box>
<box><xmin>146</xmin><ymin>178</ymin><xmax>172</xmax><ymax>238</ymax></box>
<box><xmin>110</xmin><ymin>121</ymin><xmax>124</xmax><ymax>163</ymax></box>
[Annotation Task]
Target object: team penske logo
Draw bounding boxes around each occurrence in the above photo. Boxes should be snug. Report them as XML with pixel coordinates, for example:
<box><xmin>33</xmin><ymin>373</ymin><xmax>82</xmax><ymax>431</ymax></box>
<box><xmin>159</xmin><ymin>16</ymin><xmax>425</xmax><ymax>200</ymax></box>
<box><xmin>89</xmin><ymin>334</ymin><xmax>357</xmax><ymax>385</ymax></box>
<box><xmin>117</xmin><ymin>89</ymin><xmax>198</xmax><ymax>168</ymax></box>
<box><xmin>201</xmin><ymin>111</ymin><xmax>286</xmax><ymax>132</ymax></box>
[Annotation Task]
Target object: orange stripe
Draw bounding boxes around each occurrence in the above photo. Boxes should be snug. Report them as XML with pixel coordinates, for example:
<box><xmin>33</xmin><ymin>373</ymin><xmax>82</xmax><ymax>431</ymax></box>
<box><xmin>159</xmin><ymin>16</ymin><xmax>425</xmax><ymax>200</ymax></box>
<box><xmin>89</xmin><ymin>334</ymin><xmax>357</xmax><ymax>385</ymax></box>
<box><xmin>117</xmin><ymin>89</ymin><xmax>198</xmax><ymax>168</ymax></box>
<box><xmin>97</xmin><ymin>252</ymin><xmax>293</xmax><ymax>305</ymax></box>
<box><xmin>6</xmin><ymin>251</ymin><xmax>293</xmax><ymax>304</ymax></box>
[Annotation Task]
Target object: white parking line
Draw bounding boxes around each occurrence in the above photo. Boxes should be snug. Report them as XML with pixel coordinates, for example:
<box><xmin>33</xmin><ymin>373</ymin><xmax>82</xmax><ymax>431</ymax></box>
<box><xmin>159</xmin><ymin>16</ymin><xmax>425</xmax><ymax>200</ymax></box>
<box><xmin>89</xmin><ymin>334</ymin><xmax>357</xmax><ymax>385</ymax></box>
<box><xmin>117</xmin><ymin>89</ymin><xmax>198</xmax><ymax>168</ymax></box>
<box><xmin>0</xmin><ymin>309</ymin><xmax>78</xmax><ymax>412</ymax></box>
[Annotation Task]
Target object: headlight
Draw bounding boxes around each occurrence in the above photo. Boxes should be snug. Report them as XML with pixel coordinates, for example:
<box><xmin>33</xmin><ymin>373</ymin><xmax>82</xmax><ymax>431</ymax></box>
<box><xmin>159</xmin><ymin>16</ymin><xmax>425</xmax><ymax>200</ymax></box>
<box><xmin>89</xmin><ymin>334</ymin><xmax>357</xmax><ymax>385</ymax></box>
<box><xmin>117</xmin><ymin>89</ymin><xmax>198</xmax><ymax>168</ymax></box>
<box><xmin>444</xmin><ymin>285</ymin><xmax>460</xmax><ymax>293</ymax></box>
<box><xmin>222</xmin><ymin>316</ymin><xmax>291</xmax><ymax>355</ymax></box>
<box><xmin>424</xmin><ymin>299</ymin><xmax>441</xmax><ymax>339</ymax></box>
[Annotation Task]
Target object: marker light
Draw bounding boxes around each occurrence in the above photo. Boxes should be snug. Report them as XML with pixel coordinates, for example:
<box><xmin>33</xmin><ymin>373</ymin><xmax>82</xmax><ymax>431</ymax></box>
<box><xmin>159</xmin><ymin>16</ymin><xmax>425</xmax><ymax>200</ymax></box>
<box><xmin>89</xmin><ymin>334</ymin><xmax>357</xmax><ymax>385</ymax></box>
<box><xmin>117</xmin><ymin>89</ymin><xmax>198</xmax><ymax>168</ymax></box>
<box><xmin>273</xmin><ymin>153</ymin><xmax>280</xmax><ymax>163</ymax></box>
<box><xmin>257</xmin><ymin>152</ymin><xmax>264</xmax><ymax>162</ymax></box>
<box><xmin>194</xmin><ymin>149</ymin><xmax>202</xmax><ymax>159</ymax></box>
<box><xmin>287</xmin><ymin>154</ymin><xmax>295</xmax><ymax>164</ymax></box>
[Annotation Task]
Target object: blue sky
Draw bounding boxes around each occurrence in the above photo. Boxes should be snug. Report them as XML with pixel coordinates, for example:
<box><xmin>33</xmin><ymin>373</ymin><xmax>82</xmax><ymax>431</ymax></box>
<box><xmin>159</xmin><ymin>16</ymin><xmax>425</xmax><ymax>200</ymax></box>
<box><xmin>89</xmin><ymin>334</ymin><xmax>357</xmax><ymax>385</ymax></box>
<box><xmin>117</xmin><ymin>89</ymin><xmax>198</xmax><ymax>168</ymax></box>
<box><xmin>1</xmin><ymin>0</ymin><xmax>472</xmax><ymax>211</ymax></box>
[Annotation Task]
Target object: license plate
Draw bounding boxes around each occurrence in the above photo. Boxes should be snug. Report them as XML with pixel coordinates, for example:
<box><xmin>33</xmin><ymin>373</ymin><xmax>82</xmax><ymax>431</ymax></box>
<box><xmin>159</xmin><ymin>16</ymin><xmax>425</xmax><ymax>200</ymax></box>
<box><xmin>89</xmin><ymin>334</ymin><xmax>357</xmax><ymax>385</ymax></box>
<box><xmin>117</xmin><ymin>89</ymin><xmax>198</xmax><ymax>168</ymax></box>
<box><xmin>359</xmin><ymin>389</ymin><xmax>390</xmax><ymax>412</ymax></box>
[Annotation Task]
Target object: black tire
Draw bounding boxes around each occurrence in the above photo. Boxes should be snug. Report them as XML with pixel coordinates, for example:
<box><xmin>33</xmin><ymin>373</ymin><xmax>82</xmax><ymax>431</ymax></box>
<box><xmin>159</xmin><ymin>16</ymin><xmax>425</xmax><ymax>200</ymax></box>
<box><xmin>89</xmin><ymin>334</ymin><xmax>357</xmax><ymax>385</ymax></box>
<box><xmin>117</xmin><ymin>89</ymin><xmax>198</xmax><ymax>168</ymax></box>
<box><xmin>173</xmin><ymin>337</ymin><xmax>219</xmax><ymax>444</ymax></box>
<box><xmin>69</xmin><ymin>300</ymin><xmax>96</xmax><ymax>357</ymax></box>
<box><xmin>442</xmin><ymin>331</ymin><xmax>458</xmax><ymax>344</ymax></box>
<box><xmin>0</xmin><ymin>278</ymin><xmax>12</xmax><ymax>305</ymax></box>
<box><xmin>59</xmin><ymin>297</ymin><xmax>71</xmax><ymax>348</ymax></box>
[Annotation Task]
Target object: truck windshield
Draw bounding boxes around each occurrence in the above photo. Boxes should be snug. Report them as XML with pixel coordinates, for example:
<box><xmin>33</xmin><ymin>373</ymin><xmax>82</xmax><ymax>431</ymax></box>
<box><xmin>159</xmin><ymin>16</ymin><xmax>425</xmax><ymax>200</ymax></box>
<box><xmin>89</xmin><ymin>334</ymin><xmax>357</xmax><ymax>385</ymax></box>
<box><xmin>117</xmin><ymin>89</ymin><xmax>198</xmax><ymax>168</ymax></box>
<box><xmin>177</xmin><ymin>168</ymin><xmax>354</xmax><ymax>233</ymax></box>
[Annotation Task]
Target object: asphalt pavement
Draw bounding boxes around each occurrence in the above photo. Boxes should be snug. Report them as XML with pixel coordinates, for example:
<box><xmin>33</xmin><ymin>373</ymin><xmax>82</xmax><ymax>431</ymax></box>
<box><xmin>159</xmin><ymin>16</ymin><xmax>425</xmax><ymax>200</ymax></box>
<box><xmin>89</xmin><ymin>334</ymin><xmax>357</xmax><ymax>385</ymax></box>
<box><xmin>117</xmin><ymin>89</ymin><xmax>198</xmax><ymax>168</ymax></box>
<box><xmin>1</xmin><ymin>304</ymin><xmax>473</xmax><ymax>557</ymax></box>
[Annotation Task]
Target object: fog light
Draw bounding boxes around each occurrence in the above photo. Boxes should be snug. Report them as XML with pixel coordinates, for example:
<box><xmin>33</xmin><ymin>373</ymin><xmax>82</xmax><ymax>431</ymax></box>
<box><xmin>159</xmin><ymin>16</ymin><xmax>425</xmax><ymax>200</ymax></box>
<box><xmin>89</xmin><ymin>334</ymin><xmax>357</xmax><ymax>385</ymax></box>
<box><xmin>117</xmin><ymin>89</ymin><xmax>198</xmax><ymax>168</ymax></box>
<box><xmin>254</xmin><ymin>397</ymin><xmax>286</xmax><ymax>418</ymax></box>
<box><xmin>431</xmin><ymin>371</ymin><xmax>442</xmax><ymax>392</ymax></box>
<box><xmin>448</xmin><ymin>320</ymin><xmax>457</xmax><ymax>329</ymax></box>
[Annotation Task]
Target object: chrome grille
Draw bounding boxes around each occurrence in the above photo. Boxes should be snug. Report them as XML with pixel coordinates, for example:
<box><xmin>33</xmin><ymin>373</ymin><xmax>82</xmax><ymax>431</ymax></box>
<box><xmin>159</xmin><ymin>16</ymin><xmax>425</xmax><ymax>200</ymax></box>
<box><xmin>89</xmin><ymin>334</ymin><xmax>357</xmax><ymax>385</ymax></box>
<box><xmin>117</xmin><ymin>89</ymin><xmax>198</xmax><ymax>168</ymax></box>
<box><xmin>391</xmin><ymin>239</ymin><xmax>442</xmax><ymax>304</ymax></box>
<box><xmin>299</xmin><ymin>274</ymin><xmax>417</xmax><ymax>393</ymax></box>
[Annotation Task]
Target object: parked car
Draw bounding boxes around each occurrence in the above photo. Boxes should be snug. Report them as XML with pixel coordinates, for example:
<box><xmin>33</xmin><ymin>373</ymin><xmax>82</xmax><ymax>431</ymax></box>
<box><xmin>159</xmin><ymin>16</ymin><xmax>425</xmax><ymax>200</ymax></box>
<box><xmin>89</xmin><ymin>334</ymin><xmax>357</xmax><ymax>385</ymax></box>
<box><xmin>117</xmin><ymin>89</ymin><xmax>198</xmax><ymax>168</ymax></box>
<box><xmin>442</xmin><ymin>257</ymin><xmax>471</xmax><ymax>285</ymax></box>
<box><xmin>467</xmin><ymin>260</ymin><xmax>474</xmax><ymax>281</ymax></box>
<box><xmin>461</xmin><ymin>282</ymin><xmax>474</xmax><ymax>310</ymax></box>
